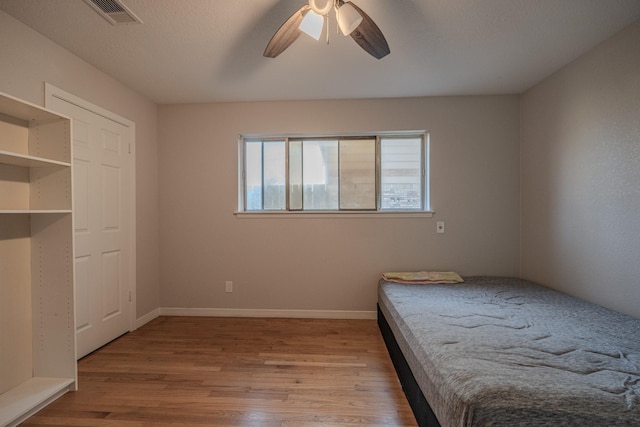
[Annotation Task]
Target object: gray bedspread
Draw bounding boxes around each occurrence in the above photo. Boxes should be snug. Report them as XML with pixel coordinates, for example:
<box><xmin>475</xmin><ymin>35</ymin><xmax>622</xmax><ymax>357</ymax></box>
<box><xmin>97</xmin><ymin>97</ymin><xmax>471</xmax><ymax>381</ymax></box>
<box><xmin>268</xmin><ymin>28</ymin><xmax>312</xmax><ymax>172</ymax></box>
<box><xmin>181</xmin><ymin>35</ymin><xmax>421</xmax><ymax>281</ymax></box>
<box><xmin>378</xmin><ymin>276</ymin><xmax>640</xmax><ymax>427</ymax></box>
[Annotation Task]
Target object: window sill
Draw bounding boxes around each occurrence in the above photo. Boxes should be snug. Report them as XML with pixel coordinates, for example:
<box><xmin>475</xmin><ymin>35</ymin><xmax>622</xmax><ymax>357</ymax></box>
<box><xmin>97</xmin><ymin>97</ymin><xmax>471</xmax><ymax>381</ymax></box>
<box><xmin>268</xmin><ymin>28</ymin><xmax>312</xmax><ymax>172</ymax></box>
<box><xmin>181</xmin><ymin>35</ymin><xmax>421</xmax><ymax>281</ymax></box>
<box><xmin>234</xmin><ymin>210</ymin><xmax>434</xmax><ymax>219</ymax></box>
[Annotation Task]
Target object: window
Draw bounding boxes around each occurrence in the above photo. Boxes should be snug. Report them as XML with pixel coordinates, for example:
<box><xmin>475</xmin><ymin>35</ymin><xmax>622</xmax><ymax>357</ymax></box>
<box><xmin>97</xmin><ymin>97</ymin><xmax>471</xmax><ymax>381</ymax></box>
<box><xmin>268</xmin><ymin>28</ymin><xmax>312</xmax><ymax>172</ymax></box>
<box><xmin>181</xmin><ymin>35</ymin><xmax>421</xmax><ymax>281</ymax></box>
<box><xmin>239</xmin><ymin>132</ymin><xmax>430</xmax><ymax>213</ymax></box>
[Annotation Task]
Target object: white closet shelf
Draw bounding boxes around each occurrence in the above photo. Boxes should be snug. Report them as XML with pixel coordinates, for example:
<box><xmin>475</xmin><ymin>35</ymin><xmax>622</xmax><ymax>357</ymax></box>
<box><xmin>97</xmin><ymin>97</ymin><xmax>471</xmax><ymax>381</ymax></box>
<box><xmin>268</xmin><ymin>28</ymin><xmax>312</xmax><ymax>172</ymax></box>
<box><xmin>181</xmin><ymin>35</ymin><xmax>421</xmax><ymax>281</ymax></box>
<box><xmin>0</xmin><ymin>150</ymin><xmax>71</xmax><ymax>168</ymax></box>
<box><xmin>0</xmin><ymin>210</ymin><xmax>72</xmax><ymax>214</ymax></box>
<box><xmin>0</xmin><ymin>377</ymin><xmax>75</xmax><ymax>427</ymax></box>
<box><xmin>1</xmin><ymin>91</ymin><xmax>76</xmax><ymax>425</ymax></box>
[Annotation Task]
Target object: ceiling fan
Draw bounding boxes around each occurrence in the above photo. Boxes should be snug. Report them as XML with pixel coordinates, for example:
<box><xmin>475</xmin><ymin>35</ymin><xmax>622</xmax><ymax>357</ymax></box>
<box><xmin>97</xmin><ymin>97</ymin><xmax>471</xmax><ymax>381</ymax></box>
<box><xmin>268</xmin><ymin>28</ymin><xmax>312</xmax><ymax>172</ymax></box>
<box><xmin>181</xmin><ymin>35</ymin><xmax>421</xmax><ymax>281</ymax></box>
<box><xmin>264</xmin><ymin>0</ymin><xmax>390</xmax><ymax>60</ymax></box>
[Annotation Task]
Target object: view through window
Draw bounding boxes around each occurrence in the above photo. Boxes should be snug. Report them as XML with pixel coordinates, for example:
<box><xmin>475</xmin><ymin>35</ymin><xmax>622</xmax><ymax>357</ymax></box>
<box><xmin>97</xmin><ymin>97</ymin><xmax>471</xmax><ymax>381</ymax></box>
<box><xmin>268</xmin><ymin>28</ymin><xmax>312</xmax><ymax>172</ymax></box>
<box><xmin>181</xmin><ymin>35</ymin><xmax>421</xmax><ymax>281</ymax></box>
<box><xmin>241</xmin><ymin>133</ymin><xmax>429</xmax><ymax>212</ymax></box>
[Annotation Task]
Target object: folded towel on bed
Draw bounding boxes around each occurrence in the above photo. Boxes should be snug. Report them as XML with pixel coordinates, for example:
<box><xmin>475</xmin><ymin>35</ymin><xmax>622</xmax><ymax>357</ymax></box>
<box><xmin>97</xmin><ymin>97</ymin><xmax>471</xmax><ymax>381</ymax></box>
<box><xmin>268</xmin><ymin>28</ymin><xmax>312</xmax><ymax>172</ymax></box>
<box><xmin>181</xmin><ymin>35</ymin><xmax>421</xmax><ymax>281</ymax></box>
<box><xmin>382</xmin><ymin>271</ymin><xmax>464</xmax><ymax>284</ymax></box>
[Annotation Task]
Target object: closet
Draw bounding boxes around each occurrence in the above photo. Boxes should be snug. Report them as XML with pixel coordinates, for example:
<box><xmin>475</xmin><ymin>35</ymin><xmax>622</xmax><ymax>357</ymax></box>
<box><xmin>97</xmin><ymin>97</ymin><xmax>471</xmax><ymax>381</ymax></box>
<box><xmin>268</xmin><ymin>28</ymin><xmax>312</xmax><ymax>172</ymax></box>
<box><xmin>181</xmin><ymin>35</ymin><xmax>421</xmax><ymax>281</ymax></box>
<box><xmin>0</xmin><ymin>91</ymin><xmax>76</xmax><ymax>426</ymax></box>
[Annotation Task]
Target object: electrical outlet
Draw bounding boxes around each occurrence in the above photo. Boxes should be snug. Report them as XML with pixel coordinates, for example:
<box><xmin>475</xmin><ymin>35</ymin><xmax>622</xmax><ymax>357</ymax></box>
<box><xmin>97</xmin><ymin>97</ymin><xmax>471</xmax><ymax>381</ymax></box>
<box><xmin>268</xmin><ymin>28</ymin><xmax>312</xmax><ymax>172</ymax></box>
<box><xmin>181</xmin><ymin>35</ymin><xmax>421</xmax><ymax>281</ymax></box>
<box><xmin>225</xmin><ymin>281</ymin><xmax>233</xmax><ymax>293</ymax></box>
<box><xmin>436</xmin><ymin>221</ymin><xmax>445</xmax><ymax>234</ymax></box>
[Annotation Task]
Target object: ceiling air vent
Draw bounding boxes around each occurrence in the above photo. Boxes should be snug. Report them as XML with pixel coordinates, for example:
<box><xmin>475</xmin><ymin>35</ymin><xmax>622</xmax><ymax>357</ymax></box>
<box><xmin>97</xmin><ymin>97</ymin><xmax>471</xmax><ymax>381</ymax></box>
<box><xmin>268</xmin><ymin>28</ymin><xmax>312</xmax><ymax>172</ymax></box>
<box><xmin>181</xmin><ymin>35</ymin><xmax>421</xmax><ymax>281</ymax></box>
<box><xmin>83</xmin><ymin>0</ymin><xmax>142</xmax><ymax>25</ymax></box>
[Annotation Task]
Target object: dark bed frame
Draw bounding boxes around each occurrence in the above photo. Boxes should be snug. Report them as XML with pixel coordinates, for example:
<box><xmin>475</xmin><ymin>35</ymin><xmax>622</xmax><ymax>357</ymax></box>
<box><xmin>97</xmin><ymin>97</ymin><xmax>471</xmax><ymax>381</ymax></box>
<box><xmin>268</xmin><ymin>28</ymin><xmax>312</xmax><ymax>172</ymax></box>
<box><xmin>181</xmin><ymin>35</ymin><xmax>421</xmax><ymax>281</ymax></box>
<box><xmin>377</xmin><ymin>304</ymin><xmax>441</xmax><ymax>427</ymax></box>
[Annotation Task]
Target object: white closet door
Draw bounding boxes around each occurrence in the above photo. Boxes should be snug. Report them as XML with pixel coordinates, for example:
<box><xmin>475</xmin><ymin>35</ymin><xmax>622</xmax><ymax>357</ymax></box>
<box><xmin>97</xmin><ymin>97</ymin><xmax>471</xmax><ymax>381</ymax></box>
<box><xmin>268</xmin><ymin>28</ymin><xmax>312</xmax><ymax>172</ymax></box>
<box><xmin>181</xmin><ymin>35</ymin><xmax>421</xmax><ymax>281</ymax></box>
<box><xmin>47</xmin><ymin>92</ymin><xmax>134</xmax><ymax>358</ymax></box>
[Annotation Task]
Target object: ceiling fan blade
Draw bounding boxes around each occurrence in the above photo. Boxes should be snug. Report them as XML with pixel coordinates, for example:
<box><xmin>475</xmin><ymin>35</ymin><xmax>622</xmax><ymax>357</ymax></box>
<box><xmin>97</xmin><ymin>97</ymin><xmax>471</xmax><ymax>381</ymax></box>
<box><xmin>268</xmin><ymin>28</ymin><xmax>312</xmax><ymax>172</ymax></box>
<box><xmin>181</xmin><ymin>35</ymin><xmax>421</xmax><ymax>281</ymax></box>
<box><xmin>346</xmin><ymin>1</ymin><xmax>390</xmax><ymax>59</ymax></box>
<box><xmin>264</xmin><ymin>4</ymin><xmax>310</xmax><ymax>58</ymax></box>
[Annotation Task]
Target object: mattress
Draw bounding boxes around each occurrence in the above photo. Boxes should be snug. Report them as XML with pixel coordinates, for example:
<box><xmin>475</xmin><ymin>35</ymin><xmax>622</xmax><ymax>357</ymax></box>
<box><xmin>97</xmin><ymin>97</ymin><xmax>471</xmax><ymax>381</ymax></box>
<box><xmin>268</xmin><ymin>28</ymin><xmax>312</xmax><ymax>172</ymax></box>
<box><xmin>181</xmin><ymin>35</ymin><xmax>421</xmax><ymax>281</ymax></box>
<box><xmin>378</xmin><ymin>276</ymin><xmax>640</xmax><ymax>427</ymax></box>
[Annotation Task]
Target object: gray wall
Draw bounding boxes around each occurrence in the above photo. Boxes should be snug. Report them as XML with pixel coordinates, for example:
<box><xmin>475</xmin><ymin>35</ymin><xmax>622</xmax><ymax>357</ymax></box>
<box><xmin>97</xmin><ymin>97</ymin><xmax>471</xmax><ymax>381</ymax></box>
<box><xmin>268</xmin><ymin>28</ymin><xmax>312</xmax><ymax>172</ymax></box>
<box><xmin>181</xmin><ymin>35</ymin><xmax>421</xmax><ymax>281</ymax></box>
<box><xmin>0</xmin><ymin>11</ymin><xmax>161</xmax><ymax>320</ymax></box>
<box><xmin>158</xmin><ymin>96</ymin><xmax>521</xmax><ymax>312</ymax></box>
<box><xmin>520</xmin><ymin>21</ymin><xmax>640</xmax><ymax>318</ymax></box>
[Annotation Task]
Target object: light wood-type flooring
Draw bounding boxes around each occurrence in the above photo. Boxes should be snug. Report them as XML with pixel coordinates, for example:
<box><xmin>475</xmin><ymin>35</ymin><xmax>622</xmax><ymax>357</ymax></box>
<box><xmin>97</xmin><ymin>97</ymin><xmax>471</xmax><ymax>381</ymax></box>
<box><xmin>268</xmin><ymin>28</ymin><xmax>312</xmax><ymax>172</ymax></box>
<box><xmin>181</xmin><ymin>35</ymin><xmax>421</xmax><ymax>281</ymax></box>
<box><xmin>22</xmin><ymin>316</ymin><xmax>417</xmax><ymax>426</ymax></box>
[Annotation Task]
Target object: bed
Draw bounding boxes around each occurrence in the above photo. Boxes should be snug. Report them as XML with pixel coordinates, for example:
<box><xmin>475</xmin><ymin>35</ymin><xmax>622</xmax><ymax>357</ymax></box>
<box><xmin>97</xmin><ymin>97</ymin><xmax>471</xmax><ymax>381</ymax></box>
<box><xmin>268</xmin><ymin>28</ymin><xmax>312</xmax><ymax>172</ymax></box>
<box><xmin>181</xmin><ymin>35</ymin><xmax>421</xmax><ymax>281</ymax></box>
<box><xmin>378</xmin><ymin>276</ymin><xmax>640</xmax><ymax>427</ymax></box>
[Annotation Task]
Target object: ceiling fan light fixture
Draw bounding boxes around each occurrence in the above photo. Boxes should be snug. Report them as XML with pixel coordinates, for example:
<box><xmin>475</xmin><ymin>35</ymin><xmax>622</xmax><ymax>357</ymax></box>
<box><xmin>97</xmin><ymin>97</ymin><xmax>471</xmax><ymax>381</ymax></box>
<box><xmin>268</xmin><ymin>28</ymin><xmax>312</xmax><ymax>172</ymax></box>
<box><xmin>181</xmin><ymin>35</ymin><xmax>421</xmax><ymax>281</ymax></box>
<box><xmin>309</xmin><ymin>0</ymin><xmax>333</xmax><ymax>16</ymax></box>
<box><xmin>264</xmin><ymin>1</ymin><xmax>390</xmax><ymax>59</ymax></box>
<box><xmin>299</xmin><ymin>10</ymin><xmax>324</xmax><ymax>40</ymax></box>
<box><xmin>337</xmin><ymin>2</ymin><xmax>363</xmax><ymax>36</ymax></box>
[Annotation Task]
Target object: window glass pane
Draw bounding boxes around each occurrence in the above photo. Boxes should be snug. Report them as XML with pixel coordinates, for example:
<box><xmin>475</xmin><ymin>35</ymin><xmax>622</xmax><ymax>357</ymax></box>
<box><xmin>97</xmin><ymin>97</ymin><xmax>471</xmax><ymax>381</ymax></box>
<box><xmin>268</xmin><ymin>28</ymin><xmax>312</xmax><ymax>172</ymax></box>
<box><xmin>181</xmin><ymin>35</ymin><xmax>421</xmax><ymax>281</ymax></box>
<box><xmin>303</xmin><ymin>140</ymin><xmax>339</xmax><ymax>210</ymax></box>
<box><xmin>339</xmin><ymin>139</ymin><xmax>376</xmax><ymax>209</ymax></box>
<box><xmin>289</xmin><ymin>140</ymin><xmax>303</xmax><ymax>210</ymax></box>
<box><xmin>241</xmin><ymin>133</ymin><xmax>427</xmax><ymax>213</ymax></box>
<box><xmin>245</xmin><ymin>141</ymin><xmax>263</xmax><ymax>210</ymax></box>
<box><xmin>263</xmin><ymin>141</ymin><xmax>286</xmax><ymax>210</ymax></box>
<box><xmin>381</xmin><ymin>137</ymin><xmax>422</xmax><ymax>210</ymax></box>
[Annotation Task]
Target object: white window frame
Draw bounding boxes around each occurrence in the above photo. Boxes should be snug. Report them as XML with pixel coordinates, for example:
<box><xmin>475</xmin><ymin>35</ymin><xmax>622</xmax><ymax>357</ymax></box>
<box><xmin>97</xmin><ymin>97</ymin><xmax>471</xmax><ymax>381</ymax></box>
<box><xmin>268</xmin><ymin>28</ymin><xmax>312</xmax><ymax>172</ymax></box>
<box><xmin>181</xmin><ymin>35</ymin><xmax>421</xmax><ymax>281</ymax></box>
<box><xmin>236</xmin><ymin>131</ymin><xmax>433</xmax><ymax>218</ymax></box>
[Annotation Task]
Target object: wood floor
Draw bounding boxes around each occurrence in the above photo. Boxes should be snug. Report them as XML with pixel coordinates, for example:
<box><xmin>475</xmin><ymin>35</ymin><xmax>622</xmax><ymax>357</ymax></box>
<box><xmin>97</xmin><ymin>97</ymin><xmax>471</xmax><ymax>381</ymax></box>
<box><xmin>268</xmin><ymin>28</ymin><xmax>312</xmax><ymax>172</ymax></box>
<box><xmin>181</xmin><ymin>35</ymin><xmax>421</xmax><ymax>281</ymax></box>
<box><xmin>22</xmin><ymin>316</ymin><xmax>417</xmax><ymax>426</ymax></box>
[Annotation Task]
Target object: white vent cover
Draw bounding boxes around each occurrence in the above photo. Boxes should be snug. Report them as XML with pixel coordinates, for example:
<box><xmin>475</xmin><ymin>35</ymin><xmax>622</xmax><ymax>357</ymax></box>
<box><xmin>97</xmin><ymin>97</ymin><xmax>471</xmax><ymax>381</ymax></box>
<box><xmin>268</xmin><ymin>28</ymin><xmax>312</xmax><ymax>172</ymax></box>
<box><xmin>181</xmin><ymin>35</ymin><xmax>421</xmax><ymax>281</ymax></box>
<box><xmin>83</xmin><ymin>0</ymin><xmax>142</xmax><ymax>25</ymax></box>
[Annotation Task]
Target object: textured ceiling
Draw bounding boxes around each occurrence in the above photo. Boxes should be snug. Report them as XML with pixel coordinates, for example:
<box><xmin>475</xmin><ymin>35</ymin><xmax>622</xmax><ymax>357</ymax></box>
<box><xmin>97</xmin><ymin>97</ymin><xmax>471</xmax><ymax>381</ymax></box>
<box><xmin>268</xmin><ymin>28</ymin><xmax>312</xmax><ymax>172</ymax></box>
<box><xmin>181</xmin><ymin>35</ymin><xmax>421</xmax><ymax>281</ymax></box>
<box><xmin>1</xmin><ymin>0</ymin><xmax>639</xmax><ymax>104</ymax></box>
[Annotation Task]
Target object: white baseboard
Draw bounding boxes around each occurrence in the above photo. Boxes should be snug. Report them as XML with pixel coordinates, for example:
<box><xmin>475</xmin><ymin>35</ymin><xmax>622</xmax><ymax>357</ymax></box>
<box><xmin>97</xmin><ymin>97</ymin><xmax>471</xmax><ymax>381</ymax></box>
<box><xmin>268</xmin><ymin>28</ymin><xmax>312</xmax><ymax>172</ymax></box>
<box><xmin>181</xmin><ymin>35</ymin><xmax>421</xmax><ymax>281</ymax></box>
<box><xmin>159</xmin><ymin>307</ymin><xmax>376</xmax><ymax>320</ymax></box>
<box><xmin>135</xmin><ymin>308</ymin><xmax>160</xmax><ymax>329</ymax></box>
